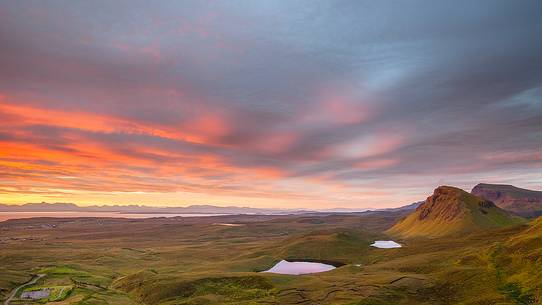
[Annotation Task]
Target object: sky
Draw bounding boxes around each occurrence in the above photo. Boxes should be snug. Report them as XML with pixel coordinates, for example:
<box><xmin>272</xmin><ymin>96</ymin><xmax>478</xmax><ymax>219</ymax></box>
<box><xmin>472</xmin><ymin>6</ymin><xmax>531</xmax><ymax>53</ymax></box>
<box><xmin>1</xmin><ymin>0</ymin><xmax>541</xmax><ymax>209</ymax></box>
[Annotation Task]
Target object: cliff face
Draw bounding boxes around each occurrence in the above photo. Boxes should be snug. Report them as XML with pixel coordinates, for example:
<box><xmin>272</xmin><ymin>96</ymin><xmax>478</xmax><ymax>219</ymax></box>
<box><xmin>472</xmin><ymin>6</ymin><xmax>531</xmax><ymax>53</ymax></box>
<box><xmin>387</xmin><ymin>186</ymin><xmax>524</xmax><ymax>238</ymax></box>
<box><xmin>471</xmin><ymin>183</ymin><xmax>542</xmax><ymax>218</ymax></box>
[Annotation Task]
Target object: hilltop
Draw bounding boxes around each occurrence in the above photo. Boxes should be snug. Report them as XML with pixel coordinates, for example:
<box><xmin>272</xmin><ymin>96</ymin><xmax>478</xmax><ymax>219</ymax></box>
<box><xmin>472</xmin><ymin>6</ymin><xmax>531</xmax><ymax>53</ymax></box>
<box><xmin>471</xmin><ymin>183</ymin><xmax>542</xmax><ymax>217</ymax></box>
<box><xmin>387</xmin><ymin>186</ymin><xmax>524</xmax><ymax>238</ymax></box>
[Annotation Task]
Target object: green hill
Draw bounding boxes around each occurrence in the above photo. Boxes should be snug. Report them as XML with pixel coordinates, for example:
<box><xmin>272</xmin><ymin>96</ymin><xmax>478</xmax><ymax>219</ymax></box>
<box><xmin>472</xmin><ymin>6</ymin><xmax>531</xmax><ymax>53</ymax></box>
<box><xmin>387</xmin><ymin>186</ymin><xmax>524</xmax><ymax>238</ymax></box>
<box><xmin>485</xmin><ymin>216</ymin><xmax>542</xmax><ymax>304</ymax></box>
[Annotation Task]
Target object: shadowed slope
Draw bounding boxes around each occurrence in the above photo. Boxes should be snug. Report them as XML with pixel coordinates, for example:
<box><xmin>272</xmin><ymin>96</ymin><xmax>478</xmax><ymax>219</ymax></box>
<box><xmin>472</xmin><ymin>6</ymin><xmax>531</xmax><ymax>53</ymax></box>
<box><xmin>387</xmin><ymin>186</ymin><xmax>524</xmax><ymax>238</ymax></box>
<box><xmin>472</xmin><ymin>183</ymin><xmax>542</xmax><ymax>218</ymax></box>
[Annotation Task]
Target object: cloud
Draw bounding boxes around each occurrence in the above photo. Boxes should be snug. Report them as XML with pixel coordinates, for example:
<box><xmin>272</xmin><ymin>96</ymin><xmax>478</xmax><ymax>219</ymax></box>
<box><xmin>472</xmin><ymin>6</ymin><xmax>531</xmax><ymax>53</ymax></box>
<box><xmin>0</xmin><ymin>0</ymin><xmax>541</xmax><ymax>207</ymax></box>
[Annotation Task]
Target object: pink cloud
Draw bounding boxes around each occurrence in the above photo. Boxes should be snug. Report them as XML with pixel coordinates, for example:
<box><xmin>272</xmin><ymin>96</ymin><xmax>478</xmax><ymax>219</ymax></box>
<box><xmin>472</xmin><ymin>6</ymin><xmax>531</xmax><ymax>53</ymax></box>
<box><xmin>336</xmin><ymin>130</ymin><xmax>405</xmax><ymax>159</ymax></box>
<box><xmin>244</xmin><ymin>131</ymin><xmax>300</xmax><ymax>154</ymax></box>
<box><xmin>481</xmin><ymin>150</ymin><xmax>542</xmax><ymax>163</ymax></box>
<box><xmin>299</xmin><ymin>87</ymin><xmax>374</xmax><ymax>126</ymax></box>
<box><xmin>355</xmin><ymin>158</ymin><xmax>399</xmax><ymax>170</ymax></box>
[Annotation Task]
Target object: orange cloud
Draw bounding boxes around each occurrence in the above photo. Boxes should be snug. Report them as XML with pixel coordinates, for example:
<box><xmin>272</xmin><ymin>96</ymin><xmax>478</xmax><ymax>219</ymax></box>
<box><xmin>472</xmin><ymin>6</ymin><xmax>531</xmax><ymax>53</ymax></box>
<box><xmin>0</xmin><ymin>94</ymin><xmax>409</xmax><ymax>208</ymax></box>
<box><xmin>185</xmin><ymin>111</ymin><xmax>232</xmax><ymax>142</ymax></box>
<box><xmin>0</xmin><ymin>100</ymin><xmax>233</xmax><ymax>145</ymax></box>
<box><xmin>0</xmin><ymin>115</ymin><xmax>289</xmax><ymax>201</ymax></box>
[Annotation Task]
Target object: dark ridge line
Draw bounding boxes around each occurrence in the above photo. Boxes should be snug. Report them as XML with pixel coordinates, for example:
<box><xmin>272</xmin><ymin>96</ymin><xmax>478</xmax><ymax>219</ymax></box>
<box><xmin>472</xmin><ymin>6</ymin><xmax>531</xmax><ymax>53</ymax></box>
<box><xmin>389</xmin><ymin>276</ymin><xmax>426</xmax><ymax>284</ymax></box>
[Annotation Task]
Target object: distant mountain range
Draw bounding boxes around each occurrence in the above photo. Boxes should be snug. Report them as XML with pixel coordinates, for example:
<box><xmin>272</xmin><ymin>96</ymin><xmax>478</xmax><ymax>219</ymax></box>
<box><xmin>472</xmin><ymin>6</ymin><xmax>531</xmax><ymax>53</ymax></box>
<box><xmin>0</xmin><ymin>202</ymin><xmax>297</xmax><ymax>215</ymax></box>
<box><xmin>0</xmin><ymin>202</ymin><xmax>403</xmax><ymax>215</ymax></box>
<box><xmin>387</xmin><ymin>186</ymin><xmax>524</xmax><ymax>237</ymax></box>
<box><xmin>2</xmin><ymin>183</ymin><xmax>539</xmax><ymax>219</ymax></box>
<box><xmin>378</xmin><ymin>201</ymin><xmax>423</xmax><ymax>212</ymax></box>
<box><xmin>471</xmin><ymin>183</ymin><xmax>542</xmax><ymax>217</ymax></box>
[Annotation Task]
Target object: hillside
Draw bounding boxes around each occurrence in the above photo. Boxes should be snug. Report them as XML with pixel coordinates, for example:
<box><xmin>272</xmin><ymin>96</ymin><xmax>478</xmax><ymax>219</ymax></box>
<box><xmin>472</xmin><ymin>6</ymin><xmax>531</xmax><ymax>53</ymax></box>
<box><xmin>387</xmin><ymin>186</ymin><xmax>524</xmax><ymax>238</ymax></box>
<box><xmin>471</xmin><ymin>183</ymin><xmax>542</xmax><ymax>217</ymax></box>
<box><xmin>485</xmin><ymin>216</ymin><xmax>542</xmax><ymax>303</ymax></box>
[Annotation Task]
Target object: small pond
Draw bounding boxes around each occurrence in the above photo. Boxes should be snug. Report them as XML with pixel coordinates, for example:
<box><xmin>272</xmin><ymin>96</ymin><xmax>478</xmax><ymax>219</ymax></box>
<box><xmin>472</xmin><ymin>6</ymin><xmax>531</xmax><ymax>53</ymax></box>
<box><xmin>370</xmin><ymin>240</ymin><xmax>402</xmax><ymax>248</ymax></box>
<box><xmin>262</xmin><ymin>260</ymin><xmax>337</xmax><ymax>275</ymax></box>
<box><xmin>21</xmin><ymin>289</ymin><xmax>50</xmax><ymax>300</ymax></box>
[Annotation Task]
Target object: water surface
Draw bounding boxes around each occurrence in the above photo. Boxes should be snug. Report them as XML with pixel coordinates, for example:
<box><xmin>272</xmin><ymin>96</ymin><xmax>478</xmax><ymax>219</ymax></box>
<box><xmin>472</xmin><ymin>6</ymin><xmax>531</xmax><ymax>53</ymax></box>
<box><xmin>263</xmin><ymin>260</ymin><xmax>336</xmax><ymax>275</ymax></box>
<box><xmin>370</xmin><ymin>240</ymin><xmax>402</xmax><ymax>248</ymax></box>
<box><xmin>0</xmin><ymin>212</ymin><xmax>227</xmax><ymax>222</ymax></box>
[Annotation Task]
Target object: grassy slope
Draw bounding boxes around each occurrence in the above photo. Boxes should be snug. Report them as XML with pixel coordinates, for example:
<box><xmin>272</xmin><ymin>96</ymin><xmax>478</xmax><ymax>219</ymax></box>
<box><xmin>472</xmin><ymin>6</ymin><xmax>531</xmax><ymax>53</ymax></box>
<box><xmin>387</xmin><ymin>186</ymin><xmax>524</xmax><ymax>238</ymax></box>
<box><xmin>490</xmin><ymin>217</ymin><xmax>542</xmax><ymax>304</ymax></box>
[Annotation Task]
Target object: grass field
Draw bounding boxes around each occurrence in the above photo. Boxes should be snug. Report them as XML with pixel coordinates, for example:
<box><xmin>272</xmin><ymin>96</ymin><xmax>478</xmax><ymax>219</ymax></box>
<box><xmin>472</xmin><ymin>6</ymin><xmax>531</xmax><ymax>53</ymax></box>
<box><xmin>1</xmin><ymin>212</ymin><xmax>540</xmax><ymax>304</ymax></box>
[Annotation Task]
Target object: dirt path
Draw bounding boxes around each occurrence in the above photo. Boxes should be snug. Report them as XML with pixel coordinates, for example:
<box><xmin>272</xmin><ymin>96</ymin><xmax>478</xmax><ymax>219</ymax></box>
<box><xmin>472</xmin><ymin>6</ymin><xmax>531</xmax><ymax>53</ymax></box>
<box><xmin>3</xmin><ymin>274</ymin><xmax>45</xmax><ymax>305</ymax></box>
<box><xmin>57</xmin><ymin>286</ymin><xmax>67</xmax><ymax>299</ymax></box>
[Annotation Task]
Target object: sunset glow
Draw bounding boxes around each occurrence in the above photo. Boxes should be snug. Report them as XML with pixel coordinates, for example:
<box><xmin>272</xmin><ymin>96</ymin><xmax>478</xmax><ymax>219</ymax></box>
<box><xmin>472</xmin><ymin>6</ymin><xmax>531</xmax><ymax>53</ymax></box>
<box><xmin>1</xmin><ymin>1</ymin><xmax>541</xmax><ymax>208</ymax></box>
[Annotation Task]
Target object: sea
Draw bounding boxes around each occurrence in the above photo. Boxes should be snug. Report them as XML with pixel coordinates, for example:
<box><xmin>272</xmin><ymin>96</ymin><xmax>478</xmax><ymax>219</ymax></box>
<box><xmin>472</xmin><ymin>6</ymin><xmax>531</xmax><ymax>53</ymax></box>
<box><xmin>0</xmin><ymin>211</ymin><xmax>228</xmax><ymax>222</ymax></box>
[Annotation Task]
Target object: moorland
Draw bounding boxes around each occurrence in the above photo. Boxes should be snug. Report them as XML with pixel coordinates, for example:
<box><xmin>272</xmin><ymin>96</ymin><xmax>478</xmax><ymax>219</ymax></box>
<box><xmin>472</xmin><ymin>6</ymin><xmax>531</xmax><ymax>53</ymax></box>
<box><xmin>1</xmin><ymin>185</ymin><xmax>541</xmax><ymax>305</ymax></box>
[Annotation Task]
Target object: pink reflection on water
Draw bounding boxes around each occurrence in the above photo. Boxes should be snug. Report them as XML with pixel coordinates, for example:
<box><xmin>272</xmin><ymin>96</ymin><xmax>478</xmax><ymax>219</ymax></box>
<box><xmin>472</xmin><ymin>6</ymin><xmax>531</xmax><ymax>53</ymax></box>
<box><xmin>263</xmin><ymin>260</ymin><xmax>335</xmax><ymax>275</ymax></box>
